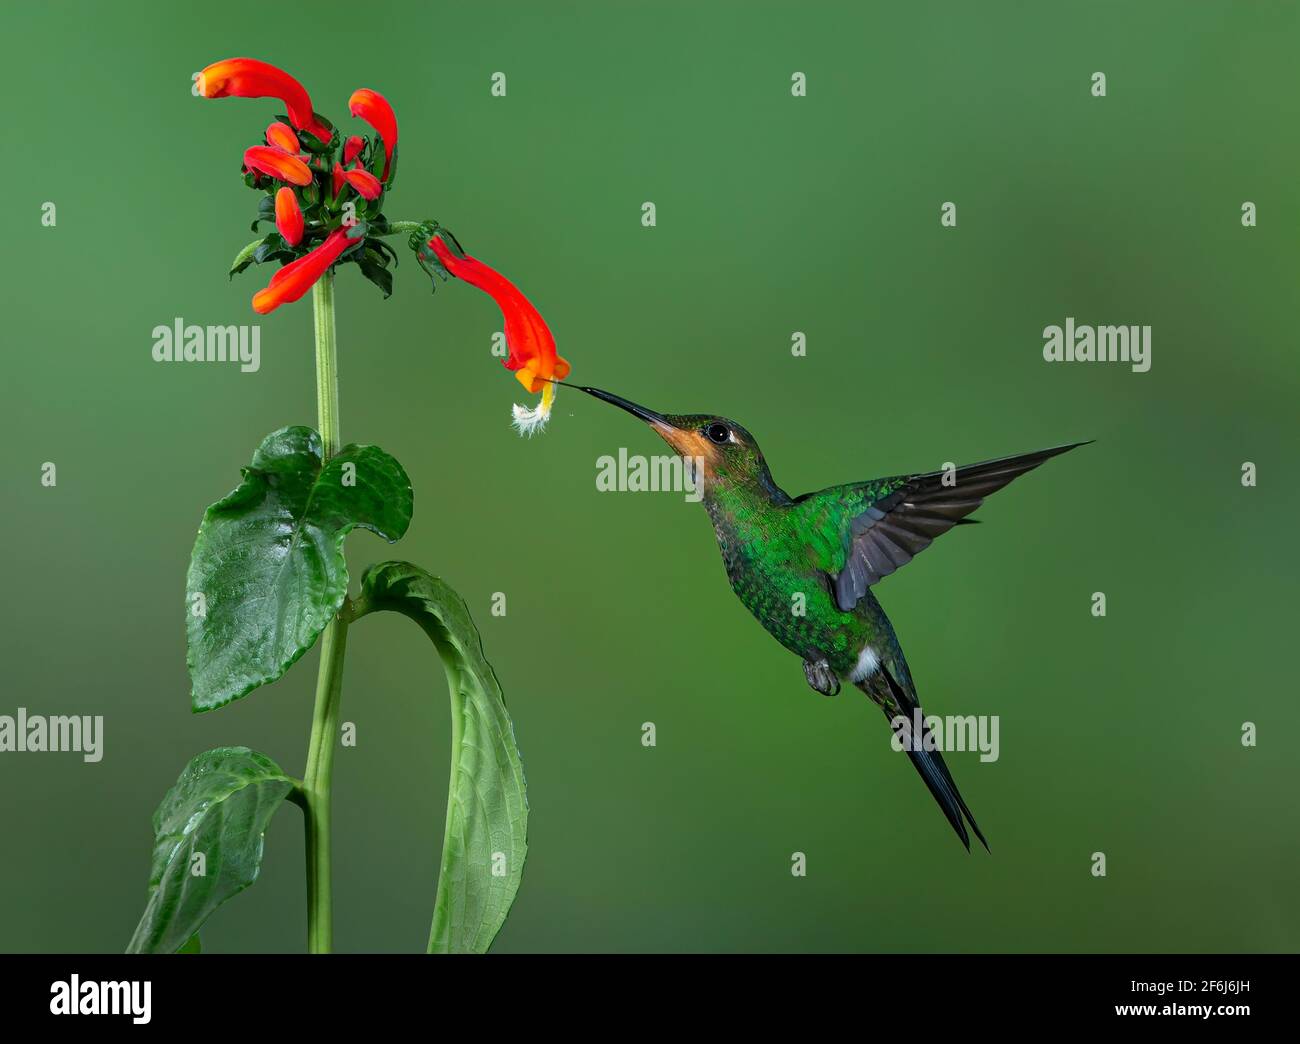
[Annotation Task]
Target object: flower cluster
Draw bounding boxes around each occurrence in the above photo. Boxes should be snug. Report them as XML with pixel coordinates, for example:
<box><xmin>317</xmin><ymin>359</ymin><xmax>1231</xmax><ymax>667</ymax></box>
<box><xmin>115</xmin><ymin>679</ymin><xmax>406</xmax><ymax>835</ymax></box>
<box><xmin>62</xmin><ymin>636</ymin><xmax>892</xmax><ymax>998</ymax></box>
<box><xmin>200</xmin><ymin>57</ymin><xmax>570</xmax><ymax>432</ymax></box>
<box><xmin>201</xmin><ymin>59</ymin><xmax>402</xmax><ymax>313</ymax></box>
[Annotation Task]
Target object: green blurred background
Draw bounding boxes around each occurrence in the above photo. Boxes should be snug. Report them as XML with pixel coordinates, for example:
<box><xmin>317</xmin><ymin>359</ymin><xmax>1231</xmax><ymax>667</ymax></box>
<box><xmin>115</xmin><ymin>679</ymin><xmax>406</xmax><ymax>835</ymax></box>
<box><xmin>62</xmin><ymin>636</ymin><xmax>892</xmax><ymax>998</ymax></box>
<box><xmin>2</xmin><ymin>1</ymin><xmax>1297</xmax><ymax>953</ymax></box>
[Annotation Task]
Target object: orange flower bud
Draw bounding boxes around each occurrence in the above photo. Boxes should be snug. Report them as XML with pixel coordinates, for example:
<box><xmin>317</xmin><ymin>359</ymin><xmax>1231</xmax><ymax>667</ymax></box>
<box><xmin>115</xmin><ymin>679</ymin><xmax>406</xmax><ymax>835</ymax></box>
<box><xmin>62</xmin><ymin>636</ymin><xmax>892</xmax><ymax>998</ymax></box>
<box><xmin>341</xmin><ymin>167</ymin><xmax>382</xmax><ymax>201</ymax></box>
<box><xmin>274</xmin><ymin>187</ymin><xmax>304</xmax><ymax>247</ymax></box>
<box><xmin>265</xmin><ymin>121</ymin><xmax>300</xmax><ymax>154</ymax></box>
<box><xmin>244</xmin><ymin>145</ymin><xmax>313</xmax><ymax>186</ymax></box>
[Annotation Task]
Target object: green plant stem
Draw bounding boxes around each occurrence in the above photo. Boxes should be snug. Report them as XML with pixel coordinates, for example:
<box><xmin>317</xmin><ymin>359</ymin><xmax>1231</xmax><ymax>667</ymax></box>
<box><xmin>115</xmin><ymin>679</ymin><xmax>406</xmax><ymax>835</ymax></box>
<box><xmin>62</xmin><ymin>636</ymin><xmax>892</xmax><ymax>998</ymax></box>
<box><xmin>376</xmin><ymin>220</ymin><xmax>424</xmax><ymax>237</ymax></box>
<box><xmin>313</xmin><ymin>270</ymin><xmax>341</xmax><ymax>458</ymax></box>
<box><xmin>302</xmin><ymin>607</ymin><xmax>348</xmax><ymax>953</ymax></box>
<box><xmin>302</xmin><ymin>269</ymin><xmax>348</xmax><ymax>953</ymax></box>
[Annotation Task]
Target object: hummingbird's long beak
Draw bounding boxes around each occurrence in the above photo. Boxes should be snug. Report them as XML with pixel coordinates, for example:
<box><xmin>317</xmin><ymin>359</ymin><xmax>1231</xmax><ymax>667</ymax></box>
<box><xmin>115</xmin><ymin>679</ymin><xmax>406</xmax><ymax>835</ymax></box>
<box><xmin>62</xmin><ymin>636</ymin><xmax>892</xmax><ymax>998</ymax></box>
<box><xmin>566</xmin><ymin>384</ymin><xmax>670</xmax><ymax>426</ymax></box>
<box><xmin>557</xmin><ymin>381</ymin><xmax>709</xmax><ymax>461</ymax></box>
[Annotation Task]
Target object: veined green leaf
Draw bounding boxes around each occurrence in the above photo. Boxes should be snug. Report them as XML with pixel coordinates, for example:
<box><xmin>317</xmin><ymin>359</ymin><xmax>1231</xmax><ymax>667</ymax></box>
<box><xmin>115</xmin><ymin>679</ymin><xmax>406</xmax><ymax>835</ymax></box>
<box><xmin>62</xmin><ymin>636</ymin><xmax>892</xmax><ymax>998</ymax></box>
<box><xmin>126</xmin><ymin>747</ymin><xmax>294</xmax><ymax>954</ymax></box>
<box><xmin>187</xmin><ymin>426</ymin><xmax>412</xmax><ymax>712</ymax></box>
<box><xmin>359</xmin><ymin>562</ymin><xmax>528</xmax><ymax>954</ymax></box>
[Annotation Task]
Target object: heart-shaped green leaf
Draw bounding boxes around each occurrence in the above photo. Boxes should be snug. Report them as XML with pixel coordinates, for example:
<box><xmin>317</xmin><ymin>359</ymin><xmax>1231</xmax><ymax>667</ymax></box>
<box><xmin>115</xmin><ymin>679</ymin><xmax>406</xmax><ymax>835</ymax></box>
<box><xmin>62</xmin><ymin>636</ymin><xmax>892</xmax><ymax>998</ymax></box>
<box><xmin>187</xmin><ymin>426</ymin><xmax>413</xmax><ymax>712</ymax></box>
<box><xmin>358</xmin><ymin>562</ymin><xmax>528</xmax><ymax>954</ymax></box>
<box><xmin>126</xmin><ymin>747</ymin><xmax>294</xmax><ymax>954</ymax></box>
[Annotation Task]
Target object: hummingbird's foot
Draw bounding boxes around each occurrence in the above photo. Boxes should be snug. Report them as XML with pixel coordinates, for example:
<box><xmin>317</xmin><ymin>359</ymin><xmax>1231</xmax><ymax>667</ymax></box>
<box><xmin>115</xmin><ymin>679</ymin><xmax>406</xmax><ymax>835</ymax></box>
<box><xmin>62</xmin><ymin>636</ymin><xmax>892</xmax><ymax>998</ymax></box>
<box><xmin>802</xmin><ymin>657</ymin><xmax>840</xmax><ymax>697</ymax></box>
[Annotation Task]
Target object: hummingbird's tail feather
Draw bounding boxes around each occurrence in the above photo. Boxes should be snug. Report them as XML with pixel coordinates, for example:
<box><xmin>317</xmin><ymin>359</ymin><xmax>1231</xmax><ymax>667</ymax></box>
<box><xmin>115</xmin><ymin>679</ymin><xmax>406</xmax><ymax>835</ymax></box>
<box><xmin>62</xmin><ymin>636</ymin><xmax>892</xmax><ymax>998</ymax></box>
<box><xmin>859</xmin><ymin>664</ymin><xmax>989</xmax><ymax>852</ymax></box>
<box><xmin>896</xmin><ymin>712</ymin><xmax>989</xmax><ymax>853</ymax></box>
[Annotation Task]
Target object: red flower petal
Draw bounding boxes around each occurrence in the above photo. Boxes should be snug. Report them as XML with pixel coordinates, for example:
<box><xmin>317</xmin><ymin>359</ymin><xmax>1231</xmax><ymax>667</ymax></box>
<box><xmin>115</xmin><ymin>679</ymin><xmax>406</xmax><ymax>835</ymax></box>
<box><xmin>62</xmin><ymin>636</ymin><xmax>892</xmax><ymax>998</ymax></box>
<box><xmin>429</xmin><ymin>235</ymin><xmax>570</xmax><ymax>393</ymax></box>
<box><xmin>199</xmin><ymin>58</ymin><xmax>333</xmax><ymax>143</ymax></box>
<box><xmin>348</xmin><ymin>88</ymin><xmax>397</xmax><ymax>181</ymax></box>
<box><xmin>253</xmin><ymin>228</ymin><xmax>354</xmax><ymax>314</ymax></box>
<box><xmin>343</xmin><ymin>135</ymin><xmax>365</xmax><ymax>166</ymax></box>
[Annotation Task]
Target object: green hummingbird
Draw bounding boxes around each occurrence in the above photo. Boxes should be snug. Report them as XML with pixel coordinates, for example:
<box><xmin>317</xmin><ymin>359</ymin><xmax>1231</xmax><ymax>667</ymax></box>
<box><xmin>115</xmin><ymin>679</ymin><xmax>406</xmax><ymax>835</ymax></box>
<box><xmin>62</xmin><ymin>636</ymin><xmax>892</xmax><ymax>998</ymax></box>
<box><xmin>569</xmin><ymin>383</ymin><xmax>1087</xmax><ymax>850</ymax></box>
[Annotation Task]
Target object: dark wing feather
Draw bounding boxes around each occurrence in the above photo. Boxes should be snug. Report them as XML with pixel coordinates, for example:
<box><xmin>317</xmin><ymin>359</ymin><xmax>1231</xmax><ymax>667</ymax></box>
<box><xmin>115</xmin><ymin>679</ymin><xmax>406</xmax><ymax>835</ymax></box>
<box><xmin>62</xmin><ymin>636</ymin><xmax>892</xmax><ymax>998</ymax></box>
<box><xmin>797</xmin><ymin>442</ymin><xmax>1088</xmax><ymax>612</ymax></box>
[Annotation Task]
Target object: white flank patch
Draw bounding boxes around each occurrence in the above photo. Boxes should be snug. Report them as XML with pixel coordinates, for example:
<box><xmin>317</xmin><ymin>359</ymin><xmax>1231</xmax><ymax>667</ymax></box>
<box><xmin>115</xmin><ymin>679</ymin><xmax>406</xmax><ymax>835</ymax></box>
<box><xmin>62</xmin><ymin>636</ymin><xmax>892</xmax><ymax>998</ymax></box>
<box><xmin>850</xmin><ymin>645</ymin><xmax>881</xmax><ymax>682</ymax></box>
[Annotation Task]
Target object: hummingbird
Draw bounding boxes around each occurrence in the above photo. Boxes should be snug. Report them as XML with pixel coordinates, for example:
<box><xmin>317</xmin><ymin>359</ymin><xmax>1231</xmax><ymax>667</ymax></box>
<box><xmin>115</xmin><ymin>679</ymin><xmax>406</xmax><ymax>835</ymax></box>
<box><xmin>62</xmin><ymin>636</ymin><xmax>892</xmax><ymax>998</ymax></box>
<box><xmin>567</xmin><ymin>382</ymin><xmax>1087</xmax><ymax>850</ymax></box>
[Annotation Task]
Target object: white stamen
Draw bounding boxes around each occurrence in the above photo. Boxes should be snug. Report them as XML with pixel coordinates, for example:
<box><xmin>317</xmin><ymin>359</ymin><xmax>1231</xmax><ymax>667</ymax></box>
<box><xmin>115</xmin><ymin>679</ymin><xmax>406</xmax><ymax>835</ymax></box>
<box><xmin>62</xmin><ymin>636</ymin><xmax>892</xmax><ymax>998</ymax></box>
<box><xmin>511</xmin><ymin>381</ymin><xmax>555</xmax><ymax>437</ymax></box>
<box><xmin>511</xmin><ymin>401</ymin><xmax>550</xmax><ymax>436</ymax></box>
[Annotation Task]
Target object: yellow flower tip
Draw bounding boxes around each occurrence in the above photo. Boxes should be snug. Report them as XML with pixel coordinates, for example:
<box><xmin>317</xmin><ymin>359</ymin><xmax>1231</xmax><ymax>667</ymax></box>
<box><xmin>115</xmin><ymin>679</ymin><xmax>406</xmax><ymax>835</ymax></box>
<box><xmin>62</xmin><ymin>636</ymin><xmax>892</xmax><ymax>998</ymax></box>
<box><xmin>511</xmin><ymin>380</ymin><xmax>555</xmax><ymax>438</ymax></box>
<box><xmin>514</xmin><ymin>365</ymin><xmax>542</xmax><ymax>393</ymax></box>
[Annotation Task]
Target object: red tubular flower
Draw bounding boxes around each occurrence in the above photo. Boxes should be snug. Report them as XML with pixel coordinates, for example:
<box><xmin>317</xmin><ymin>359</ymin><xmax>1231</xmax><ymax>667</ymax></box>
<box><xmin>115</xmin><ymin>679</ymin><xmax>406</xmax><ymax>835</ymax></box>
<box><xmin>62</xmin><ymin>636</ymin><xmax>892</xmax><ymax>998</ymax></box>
<box><xmin>265</xmin><ymin>121</ymin><xmax>300</xmax><ymax>154</ymax></box>
<box><xmin>331</xmin><ymin>162</ymin><xmax>346</xmax><ymax>199</ymax></box>
<box><xmin>199</xmin><ymin>58</ymin><xmax>333</xmax><ymax>143</ymax></box>
<box><xmin>343</xmin><ymin>135</ymin><xmax>365</xmax><ymax>166</ymax></box>
<box><xmin>348</xmin><ymin>88</ymin><xmax>397</xmax><ymax>181</ymax></box>
<box><xmin>341</xmin><ymin>167</ymin><xmax>382</xmax><ymax>201</ymax></box>
<box><xmin>252</xmin><ymin>228</ymin><xmax>355</xmax><ymax>314</ymax></box>
<box><xmin>430</xmin><ymin>234</ymin><xmax>570</xmax><ymax>433</ymax></box>
<box><xmin>274</xmin><ymin>187</ymin><xmax>304</xmax><ymax>247</ymax></box>
<box><xmin>244</xmin><ymin>145</ymin><xmax>312</xmax><ymax>186</ymax></box>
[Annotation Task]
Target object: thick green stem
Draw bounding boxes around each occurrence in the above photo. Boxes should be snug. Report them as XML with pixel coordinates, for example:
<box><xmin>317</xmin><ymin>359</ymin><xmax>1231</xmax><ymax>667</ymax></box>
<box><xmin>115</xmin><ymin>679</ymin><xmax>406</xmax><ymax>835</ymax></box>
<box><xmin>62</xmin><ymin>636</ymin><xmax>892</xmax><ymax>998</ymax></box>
<box><xmin>312</xmin><ymin>271</ymin><xmax>341</xmax><ymax>458</ymax></box>
<box><xmin>303</xmin><ymin>606</ymin><xmax>348</xmax><ymax>953</ymax></box>
<box><xmin>302</xmin><ymin>269</ymin><xmax>348</xmax><ymax>953</ymax></box>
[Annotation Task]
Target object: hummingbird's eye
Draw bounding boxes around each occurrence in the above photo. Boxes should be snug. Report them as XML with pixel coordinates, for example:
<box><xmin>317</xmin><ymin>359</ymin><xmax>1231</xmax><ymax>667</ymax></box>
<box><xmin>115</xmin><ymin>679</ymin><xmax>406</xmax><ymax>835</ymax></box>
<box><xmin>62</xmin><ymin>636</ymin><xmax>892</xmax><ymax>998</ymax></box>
<box><xmin>705</xmin><ymin>422</ymin><xmax>730</xmax><ymax>444</ymax></box>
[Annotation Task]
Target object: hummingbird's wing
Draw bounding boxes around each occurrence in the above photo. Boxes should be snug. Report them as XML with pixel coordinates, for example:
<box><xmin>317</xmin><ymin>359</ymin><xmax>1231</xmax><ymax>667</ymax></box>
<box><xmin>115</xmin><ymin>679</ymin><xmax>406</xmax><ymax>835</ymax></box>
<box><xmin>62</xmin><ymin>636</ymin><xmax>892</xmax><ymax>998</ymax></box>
<box><xmin>794</xmin><ymin>442</ymin><xmax>1088</xmax><ymax>612</ymax></box>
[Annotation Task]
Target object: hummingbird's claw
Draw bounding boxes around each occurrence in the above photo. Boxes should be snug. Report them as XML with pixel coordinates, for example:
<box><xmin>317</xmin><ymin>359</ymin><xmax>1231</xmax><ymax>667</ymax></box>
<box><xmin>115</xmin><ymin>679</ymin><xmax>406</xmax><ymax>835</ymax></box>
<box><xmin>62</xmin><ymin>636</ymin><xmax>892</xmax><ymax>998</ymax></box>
<box><xmin>803</xmin><ymin>657</ymin><xmax>840</xmax><ymax>697</ymax></box>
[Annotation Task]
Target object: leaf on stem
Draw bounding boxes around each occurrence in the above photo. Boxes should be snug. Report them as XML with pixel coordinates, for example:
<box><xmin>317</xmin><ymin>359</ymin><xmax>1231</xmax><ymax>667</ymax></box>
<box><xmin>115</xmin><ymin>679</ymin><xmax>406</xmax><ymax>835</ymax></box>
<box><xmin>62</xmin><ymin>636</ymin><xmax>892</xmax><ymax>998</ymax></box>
<box><xmin>126</xmin><ymin>747</ymin><xmax>294</xmax><ymax>954</ymax></box>
<box><xmin>358</xmin><ymin>561</ymin><xmax>528</xmax><ymax>954</ymax></box>
<box><xmin>229</xmin><ymin>236</ymin><xmax>265</xmax><ymax>278</ymax></box>
<box><xmin>187</xmin><ymin>426</ymin><xmax>412</xmax><ymax>712</ymax></box>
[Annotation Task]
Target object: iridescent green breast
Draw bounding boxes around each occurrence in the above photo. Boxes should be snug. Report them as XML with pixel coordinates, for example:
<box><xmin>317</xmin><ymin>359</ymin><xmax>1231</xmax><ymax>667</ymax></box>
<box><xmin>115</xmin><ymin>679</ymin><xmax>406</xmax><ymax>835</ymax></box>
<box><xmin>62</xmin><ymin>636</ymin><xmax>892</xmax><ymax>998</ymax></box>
<box><xmin>704</xmin><ymin>489</ymin><xmax>867</xmax><ymax>673</ymax></box>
